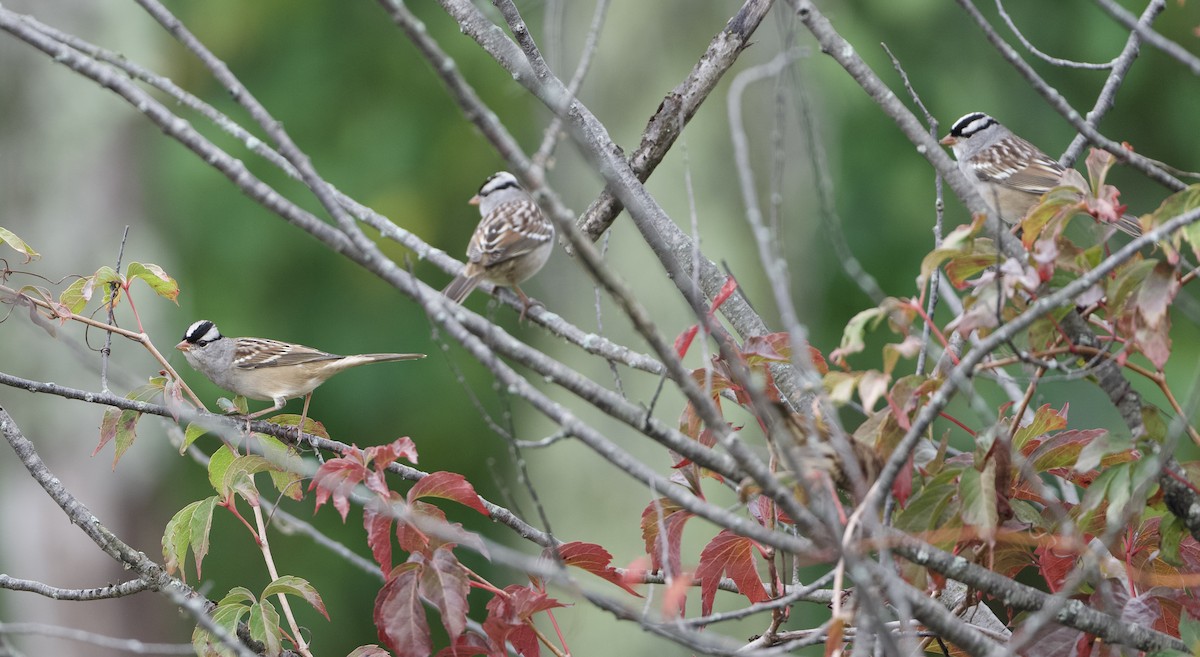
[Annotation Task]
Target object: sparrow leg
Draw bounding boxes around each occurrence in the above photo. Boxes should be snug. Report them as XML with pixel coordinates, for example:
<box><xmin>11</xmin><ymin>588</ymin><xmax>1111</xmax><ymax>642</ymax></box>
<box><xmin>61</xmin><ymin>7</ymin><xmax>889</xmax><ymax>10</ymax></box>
<box><xmin>298</xmin><ymin>393</ymin><xmax>323</xmax><ymax>462</ymax></box>
<box><xmin>513</xmin><ymin>285</ymin><xmax>543</xmax><ymax>322</ymax></box>
<box><xmin>245</xmin><ymin>397</ymin><xmax>287</xmax><ymax>420</ymax></box>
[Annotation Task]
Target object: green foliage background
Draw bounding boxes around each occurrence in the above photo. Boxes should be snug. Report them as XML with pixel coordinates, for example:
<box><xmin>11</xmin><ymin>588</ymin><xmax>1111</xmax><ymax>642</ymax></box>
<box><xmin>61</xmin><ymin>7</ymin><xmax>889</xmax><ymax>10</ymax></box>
<box><xmin>1</xmin><ymin>1</ymin><xmax>1199</xmax><ymax>655</ymax></box>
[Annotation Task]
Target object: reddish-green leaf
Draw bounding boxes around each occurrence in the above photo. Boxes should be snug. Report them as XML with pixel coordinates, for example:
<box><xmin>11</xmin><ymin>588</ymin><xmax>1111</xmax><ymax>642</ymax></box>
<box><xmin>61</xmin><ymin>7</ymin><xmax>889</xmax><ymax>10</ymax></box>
<box><xmin>93</xmin><ymin>379</ymin><xmax>165</xmax><ymax>467</ymax></box>
<box><xmin>555</xmin><ymin>541</ymin><xmax>641</xmax><ymax>596</ymax></box>
<box><xmin>347</xmin><ymin>646</ymin><xmax>392</xmax><ymax>657</ymax></box>
<box><xmin>262</xmin><ymin>575</ymin><xmax>329</xmax><ymax>621</ymax></box>
<box><xmin>162</xmin><ymin>496</ymin><xmax>218</xmax><ymax>583</ymax></box>
<box><xmin>408</xmin><ymin>471</ymin><xmax>489</xmax><ymax>517</ymax></box>
<box><xmin>419</xmin><ymin>546</ymin><xmax>470</xmax><ymax>640</ymax></box>
<box><xmin>375</xmin><ymin>563</ymin><xmax>430</xmax><ymax>657</ymax></box>
<box><xmin>1026</xmin><ymin>429</ymin><xmax>1108</xmax><ymax>472</ymax></box>
<box><xmin>125</xmin><ymin>262</ymin><xmax>179</xmax><ymax>303</ymax></box>
<box><xmin>640</xmin><ymin>498</ymin><xmax>693</xmax><ymax>575</ymax></box>
<box><xmin>696</xmin><ymin>530</ymin><xmax>768</xmax><ymax>616</ymax></box>
<box><xmin>1117</xmin><ymin>260</ymin><xmax>1179</xmax><ymax>369</ymax></box>
<box><xmin>1012</xmin><ymin>404</ymin><xmax>1070</xmax><ymax>453</ymax></box>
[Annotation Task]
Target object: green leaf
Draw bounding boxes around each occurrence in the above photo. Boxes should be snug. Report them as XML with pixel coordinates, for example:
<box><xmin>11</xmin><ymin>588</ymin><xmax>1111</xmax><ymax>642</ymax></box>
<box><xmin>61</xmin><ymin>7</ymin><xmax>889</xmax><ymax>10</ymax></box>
<box><xmin>58</xmin><ymin>278</ymin><xmax>89</xmax><ymax>314</ymax></box>
<box><xmin>1159</xmin><ymin>514</ymin><xmax>1187</xmax><ymax>567</ymax></box>
<box><xmin>1180</xmin><ymin>610</ymin><xmax>1200</xmax><ymax>655</ymax></box>
<box><xmin>181</xmin><ymin>423</ymin><xmax>208</xmax><ymax>454</ymax></box>
<box><xmin>959</xmin><ymin>461</ymin><xmax>998</xmax><ymax>540</ymax></box>
<box><xmin>256</xmin><ymin>433</ymin><xmax>307</xmax><ymax>501</ymax></box>
<box><xmin>218</xmin><ymin>587</ymin><xmax>257</xmax><ymax>607</ymax></box>
<box><xmin>207</xmin><ymin>444</ymin><xmax>235</xmax><ymax>494</ymax></box>
<box><xmin>221</xmin><ymin>454</ymin><xmax>275</xmax><ymax>505</ymax></box>
<box><xmin>262</xmin><ymin>575</ymin><xmax>329</xmax><ymax>620</ymax></box>
<box><xmin>0</xmin><ymin>226</ymin><xmax>39</xmax><ymax>262</ymax></box>
<box><xmin>125</xmin><ymin>262</ymin><xmax>179</xmax><ymax>303</ymax></box>
<box><xmin>162</xmin><ymin>496</ymin><xmax>219</xmax><ymax>582</ymax></box>
<box><xmin>247</xmin><ymin>600</ymin><xmax>282</xmax><ymax>657</ymax></box>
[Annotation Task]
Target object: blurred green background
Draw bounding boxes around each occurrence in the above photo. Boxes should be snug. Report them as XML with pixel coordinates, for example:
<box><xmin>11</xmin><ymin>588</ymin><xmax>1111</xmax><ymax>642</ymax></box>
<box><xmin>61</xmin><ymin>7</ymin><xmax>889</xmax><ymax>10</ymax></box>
<box><xmin>2</xmin><ymin>0</ymin><xmax>1199</xmax><ymax>655</ymax></box>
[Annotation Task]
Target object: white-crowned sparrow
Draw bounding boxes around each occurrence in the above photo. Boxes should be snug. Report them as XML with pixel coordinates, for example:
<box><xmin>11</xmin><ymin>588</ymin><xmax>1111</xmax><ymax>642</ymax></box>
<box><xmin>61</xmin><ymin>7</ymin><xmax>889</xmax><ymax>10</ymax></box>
<box><xmin>176</xmin><ymin>319</ymin><xmax>425</xmax><ymax>420</ymax></box>
<box><xmin>442</xmin><ymin>171</ymin><xmax>555</xmax><ymax>316</ymax></box>
<box><xmin>940</xmin><ymin>112</ymin><xmax>1141</xmax><ymax>236</ymax></box>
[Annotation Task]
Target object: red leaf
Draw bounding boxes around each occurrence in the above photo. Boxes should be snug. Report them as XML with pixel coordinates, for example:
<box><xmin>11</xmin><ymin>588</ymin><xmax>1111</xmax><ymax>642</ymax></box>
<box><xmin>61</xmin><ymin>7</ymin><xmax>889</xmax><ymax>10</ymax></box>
<box><xmin>369</xmin><ymin>437</ymin><xmax>420</xmax><ymax>470</ymax></box>
<box><xmin>433</xmin><ymin>633</ymin><xmax>493</xmax><ymax>657</ymax></box>
<box><xmin>483</xmin><ymin>585</ymin><xmax>566</xmax><ymax>657</ymax></box>
<box><xmin>555</xmin><ymin>541</ymin><xmax>642</xmax><ymax>596</ymax></box>
<box><xmin>1034</xmin><ymin>537</ymin><xmax>1078</xmax><ymax>593</ymax></box>
<box><xmin>709</xmin><ymin>276</ymin><xmax>739</xmax><ymax>316</ymax></box>
<box><xmin>891</xmin><ymin>452</ymin><xmax>913</xmax><ymax>508</ymax></box>
<box><xmin>661</xmin><ymin>573</ymin><xmax>693</xmax><ymax>618</ymax></box>
<box><xmin>397</xmin><ymin>500</ymin><xmax>447</xmax><ymax>555</ymax></box>
<box><xmin>674</xmin><ymin>325</ymin><xmax>699</xmax><ymax>359</ymax></box>
<box><xmin>640</xmin><ymin>498</ymin><xmax>694</xmax><ymax>575</ymax></box>
<box><xmin>310</xmin><ymin>448</ymin><xmax>371</xmax><ymax>522</ymax></box>
<box><xmin>696</xmin><ymin>529</ymin><xmax>768</xmax><ymax>616</ymax></box>
<box><xmin>420</xmin><ymin>546</ymin><xmax>470</xmax><ymax>641</ymax></box>
<box><xmin>409</xmin><ymin>472</ymin><xmax>490</xmax><ymax>517</ymax></box>
<box><xmin>375</xmin><ymin>563</ymin><xmax>431</xmax><ymax>657</ymax></box>
<box><xmin>365</xmin><ymin>495</ymin><xmax>399</xmax><ymax>573</ymax></box>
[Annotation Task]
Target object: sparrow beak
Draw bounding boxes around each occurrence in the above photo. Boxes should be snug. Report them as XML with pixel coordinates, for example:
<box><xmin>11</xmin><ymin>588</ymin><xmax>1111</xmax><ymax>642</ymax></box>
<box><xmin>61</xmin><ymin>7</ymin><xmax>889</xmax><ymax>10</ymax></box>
<box><xmin>175</xmin><ymin>340</ymin><xmax>191</xmax><ymax>352</ymax></box>
<box><xmin>468</xmin><ymin>194</ymin><xmax>481</xmax><ymax>206</ymax></box>
<box><xmin>939</xmin><ymin>135</ymin><xmax>956</xmax><ymax>146</ymax></box>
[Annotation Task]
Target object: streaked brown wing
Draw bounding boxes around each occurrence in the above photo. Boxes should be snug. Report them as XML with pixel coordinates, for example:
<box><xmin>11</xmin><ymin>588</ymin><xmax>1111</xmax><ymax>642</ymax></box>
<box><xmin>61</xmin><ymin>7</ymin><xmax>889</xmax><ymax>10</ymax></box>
<box><xmin>233</xmin><ymin>337</ymin><xmax>341</xmax><ymax>370</ymax></box>
<box><xmin>973</xmin><ymin>135</ymin><xmax>1065</xmax><ymax>195</ymax></box>
<box><xmin>467</xmin><ymin>200</ymin><xmax>553</xmax><ymax>267</ymax></box>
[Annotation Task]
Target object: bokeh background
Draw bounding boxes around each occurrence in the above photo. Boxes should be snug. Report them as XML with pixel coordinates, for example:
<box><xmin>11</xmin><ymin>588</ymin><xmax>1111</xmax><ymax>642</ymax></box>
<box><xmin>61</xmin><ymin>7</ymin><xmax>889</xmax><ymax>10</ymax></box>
<box><xmin>2</xmin><ymin>0</ymin><xmax>1199</xmax><ymax>655</ymax></box>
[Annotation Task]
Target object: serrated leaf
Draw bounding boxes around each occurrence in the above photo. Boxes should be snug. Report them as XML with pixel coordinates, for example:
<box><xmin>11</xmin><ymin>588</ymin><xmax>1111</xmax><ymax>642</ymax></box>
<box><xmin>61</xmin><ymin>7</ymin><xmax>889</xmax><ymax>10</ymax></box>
<box><xmin>255</xmin><ymin>433</ymin><xmax>306</xmax><ymax>501</ymax></box>
<box><xmin>262</xmin><ymin>575</ymin><xmax>329</xmax><ymax>621</ymax></box>
<box><xmin>375</xmin><ymin>562</ymin><xmax>430</xmax><ymax>657</ymax></box>
<box><xmin>695</xmin><ymin>529</ymin><xmax>767</xmax><ymax>616</ymax></box>
<box><xmin>247</xmin><ymin>600</ymin><xmax>282</xmax><ymax>657</ymax></box>
<box><xmin>407</xmin><ymin>472</ymin><xmax>489</xmax><ymax>516</ymax></box>
<box><xmin>347</xmin><ymin>647</ymin><xmax>392</xmax><ymax>657</ymax></box>
<box><xmin>556</xmin><ymin>541</ymin><xmax>642</xmax><ymax>596</ymax></box>
<box><xmin>419</xmin><ymin>546</ymin><xmax>470</xmax><ymax>640</ymax></box>
<box><xmin>221</xmin><ymin>454</ymin><xmax>275</xmax><ymax>505</ymax></box>
<box><xmin>218</xmin><ymin>586</ymin><xmax>257</xmax><ymax>607</ymax></box>
<box><xmin>58</xmin><ymin>278</ymin><xmax>89</xmax><ymax>314</ymax></box>
<box><xmin>960</xmin><ymin>463</ymin><xmax>998</xmax><ymax>541</ymax></box>
<box><xmin>310</xmin><ymin>447</ymin><xmax>372</xmax><ymax>522</ymax></box>
<box><xmin>208</xmin><ymin>445</ymin><xmax>235</xmax><ymax>495</ymax></box>
<box><xmin>162</xmin><ymin>497</ymin><xmax>218</xmax><ymax>582</ymax></box>
<box><xmin>640</xmin><ymin>497</ymin><xmax>693</xmax><ymax>575</ymax></box>
<box><xmin>125</xmin><ymin>262</ymin><xmax>179</xmax><ymax>303</ymax></box>
<box><xmin>93</xmin><ymin>380</ymin><xmax>166</xmax><ymax>467</ymax></box>
<box><xmin>181</xmin><ymin>423</ymin><xmax>208</xmax><ymax>454</ymax></box>
<box><xmin>0</xmin><ymin>226</ymin><xmax>39</xmax><ymax>262</ymax></box>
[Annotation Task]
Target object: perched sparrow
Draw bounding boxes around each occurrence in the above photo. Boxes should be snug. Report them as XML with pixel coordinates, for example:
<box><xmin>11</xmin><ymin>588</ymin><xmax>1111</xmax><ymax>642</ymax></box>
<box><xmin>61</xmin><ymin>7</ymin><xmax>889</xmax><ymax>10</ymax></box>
<box><xmin>940</xmin><ymin>112</ymin><xmax>1141</xmax><ymax>236</ymax></box>
<box><xmin>176</xmin><ymin>320</ymin><xmax>425</xmax><ymax>420</ymax></box>
<box><xmin>771</xmin><ymin>403</ymin><xmax>880</xmax><ymax>498</ymax></box>
<box><xmin>443</xmin><ymin>171</ymin><xmax>555</xmax><ymax>317</ymax></box>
